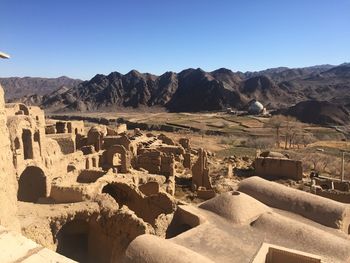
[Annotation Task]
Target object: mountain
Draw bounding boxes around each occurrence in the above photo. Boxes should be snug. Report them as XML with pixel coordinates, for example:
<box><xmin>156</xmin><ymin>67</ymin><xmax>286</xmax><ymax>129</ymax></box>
<box><xmin>276</xmin><ymin>100</ymin><xmax>350</xmax><ymax>126</ymax></box>
<box><xmin>3</xmin><ymin>63</ymin><xmax>350</xmax><ymax>114</ymax></box>
<box><xmin>37</xmin><ymin>68</ymin><xmax>296</xmax><ymax>112</ymax></box>
<box><xmin>0</xmin><ymin>76</ymin><xmax>82</xmax><ymax>101</ymax></box>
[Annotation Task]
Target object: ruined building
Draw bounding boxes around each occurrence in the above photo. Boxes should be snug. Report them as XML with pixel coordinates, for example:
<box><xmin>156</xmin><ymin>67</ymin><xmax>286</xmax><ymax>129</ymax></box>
<box><xmin>0</xmin><ymin>80</ymin><xmax>350</xmax><ymax>262</ymax></box>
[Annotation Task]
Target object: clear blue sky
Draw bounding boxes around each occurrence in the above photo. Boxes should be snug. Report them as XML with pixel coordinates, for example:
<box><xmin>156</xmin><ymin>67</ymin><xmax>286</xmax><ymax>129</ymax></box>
<box><xmin>1</xmin><ymin>0</ymin><xmax>349</xmax><ymax>80</ymax></box>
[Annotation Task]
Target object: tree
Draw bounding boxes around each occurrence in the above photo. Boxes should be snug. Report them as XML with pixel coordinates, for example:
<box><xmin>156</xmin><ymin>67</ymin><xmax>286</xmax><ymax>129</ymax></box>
<box><xmin>294</xmin><ymin>132</ymin><xmax>315</xmax><ymax>148</ymax></box>
<box><xmin>264</xmin><ymin>115</ymin><xmax>286</xmax><ymax>148</ymax></box>
<box><xmin>306</xmin><ymin>153</ymin><xmax>339</xmax><ymax>175</ymax></box>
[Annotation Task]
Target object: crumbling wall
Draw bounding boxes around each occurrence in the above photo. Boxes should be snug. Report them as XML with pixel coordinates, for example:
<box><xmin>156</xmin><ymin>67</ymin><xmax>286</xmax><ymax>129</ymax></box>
<box><xmin>21</xmin><ymin>198</ymin><xmax>155</xmax><ymax>263</ymax></box>
<box><xmin>183</xmin><ymin>153</ymin><xmax>191</xmax><ymax>168</ymax></box>
<box><xmin>315</xmin><ymin>189</ymin><xmax>350</xmax><ymax>204</ymax></box>
<box><xmin>101</xmin><ymin>182</ymin><xmax>175</xmax><ymax>226</ymax></box>
<box><xmin>191</xmin><ymin>148</ymin><xmax>212</xmax><ymax>190</ymax></box>
<box><xmin>7</xmin><ymin>116</ymin><xmax>44</xmax><ymax>172</ymax></box>
<box><xmin>5</xmin><ymin>103</ymin><xmax>29</xmax><ymax>116</ymax></box>
<box><xmin>160</xmin><ymin>155</ymin><xmax>175</xmax><ymax>178</ymax></box>
<box><xmin>104</xmin><ymin>145</ymin><xmax>131</xmax><ymax>173</ymax></box>
<box><xmin>254</xmin><ymin>157</ymin><xmax>303</xmax><ymax>180</ymax></box>
<box><xmin>87</xmin><ymin>126</ymin><xmax>107</xmax><ymax>152</ymax></box>
<box><xmin>156</xmin><ymin>145</ymin><xmax>185</xmax><ymax>155</ymax></box>
<box><xmin>49</xmin><ymin>134</ymin><xmax>76</xmax><ymax>154</ymax></box>
<box><xmin>50</xmin><ymin>185</ymin><xmax>86</xmax><ymax>203</ymax></box>
<box><xmin>68</xmin><ymin>121</ymin><xmax>85</xmax><ymax>135</ymax></box>
<box><xmin>137</xmin><ymin>150</ymin><xmax>175</xmax><ymax>177</ymax></box>
<box><xmin>179</xmin><ymin>138</ymin><xmax>190</xmax><ymax>150</ymax></box>
<box><xmin>90</xmin><ymin>207</ymin><xmax>154</xmax><ymax>263</ymax></box>
<box><xmin>28</xmin><ymin>106</ymin><xmax>45</xmax><ymax>126</ymax></box>
<box><xmin>137</xmin><ymin>151</ymin><xmax>162</xmax><ymax>174</ymax></box>
<box><xmin>0</xmin><ymin>85</ymin><xmax>20</xmax><ymax>231</ymax></box>
<box><xmin>77</xmin><ymin>170</ymin><xmax>106</xmax><ymax>183</ymax></box>
<box><xmin>158</xmin><ymin>134</ymin><xmax>175</xmax><ymax>145</ymax></box>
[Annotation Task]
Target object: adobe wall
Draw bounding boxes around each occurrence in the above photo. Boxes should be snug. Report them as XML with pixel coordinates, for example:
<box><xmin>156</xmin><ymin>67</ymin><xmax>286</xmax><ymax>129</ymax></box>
<box><xmin>315</xmin><ymin>189</ymin><xmax>350</xmax><ymax>204</ymax></box>
<box><xmin>192</xmin><ymin>148</ymin><xmax>211</xmax><ymax>190</ymax></box>
<box><xmin>77</xmin><ymin>170</ymin><xmax>106</xmax><ymax>183</ymax></box>
<box><xmin>48</xmin><ymin>134</ymin><xmax>76</xmax><ymax>154</ymax></box>
<box><xmin>254</xmin><ymin>157</ymin><xmax>303</xmax><ymax>180</ymax></box>
<box><xmin>50</xmin><ymin>185</ymin><xmax>86</xmax><ymax>203</ymax></box>
<box><xmin>104</xmin><ymin>145</ymin><xmax>131</xmax><ymax>173</ymax></box>
<box><xmin>0</xmin><ymin>85</ymin><xmax>20</xmax><ymax>231</ymax></box>
<box><xmin>137</xmin><ymin>151</ymin><xmax>162</xmax><ymax>174</ymax></box>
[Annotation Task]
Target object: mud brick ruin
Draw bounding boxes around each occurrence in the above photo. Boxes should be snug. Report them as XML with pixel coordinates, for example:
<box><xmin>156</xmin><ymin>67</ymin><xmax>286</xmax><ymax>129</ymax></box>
<box><xmin>1</xmin><ymin>82</ymin><xmax>350</xmax><ymax>263</ymax></box>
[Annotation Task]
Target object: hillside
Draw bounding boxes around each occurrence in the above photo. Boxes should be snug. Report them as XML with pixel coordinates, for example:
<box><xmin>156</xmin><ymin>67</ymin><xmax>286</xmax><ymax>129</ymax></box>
<box><xmin>3</xmin><ymin>64</ymin><xmax>350</xmax><ymax>113</ymax></box>
<box><xmin>0</xmin><ymin>76</ymin><xmax>82</xmax><ymax>100</ymax></box>
<box><xmin>277</xmin><ymin>100</ymin><xmax>350</xmax><ymax>126</ymax></box>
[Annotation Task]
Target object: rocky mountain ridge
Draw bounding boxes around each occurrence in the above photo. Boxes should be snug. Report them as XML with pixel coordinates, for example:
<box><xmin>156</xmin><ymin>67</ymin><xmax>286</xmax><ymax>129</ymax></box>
<box><xmin>0</xmin><ymin>76</ymin><xmax>82</xmax><ymax>100</ymax></box>
<box><xmin>3</xmin><ymin>64</ymin><xmax>350</xmax><ymax>116</ymax></box>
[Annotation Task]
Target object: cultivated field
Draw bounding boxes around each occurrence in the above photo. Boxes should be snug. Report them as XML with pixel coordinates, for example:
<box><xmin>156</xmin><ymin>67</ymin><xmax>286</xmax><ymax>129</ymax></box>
<box><xmin>50</xmin><ymin>110</ymin><xmax>350</xmax><ymax>179</ymax></box>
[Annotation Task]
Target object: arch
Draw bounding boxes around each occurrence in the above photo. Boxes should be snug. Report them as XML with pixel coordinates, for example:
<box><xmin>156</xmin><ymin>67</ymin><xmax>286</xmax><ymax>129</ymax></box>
<box><xmin>92</xmin><ymin>157</ymin><xmax>97</xmax><ymax>168</ymax></box>
<box><xmin>18</xmin><ymin>166</ymin><xmax>46</xmax><ymax>202</ymax></box>
<box><xmin>102</xmin><ymin>184</ymin><xmax>129</xmax><ymax>206</ymax></box>
<box><xmin>22</xmin><ymin>129</ymin><xmax>33</xmax><ymax>159</ymax></box>
<box><xmin>105</xmin><ymin>145</ymin><xmax>130</xmax><ymax>173</ymax></box>
<box><xmin>56</xmin><ymin>219</ymin><xmax>89</xmax><ymax>262</ymax></box>
<box><xmin>19</xmin><ymin>104</ymin><xmax>29</xmax><ymax>115</ymax></box>
<box><xmin>67</xmin><ymin>163</ymin><xmax>77</xmax><ymax>173</ymax></box>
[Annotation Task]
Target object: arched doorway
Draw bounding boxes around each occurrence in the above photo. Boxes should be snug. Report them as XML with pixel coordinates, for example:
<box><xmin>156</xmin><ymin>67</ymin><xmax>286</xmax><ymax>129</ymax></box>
<box><xmin>102</xmin><ymin>184</ymin><xmax>125</xmax><ymax>206</ymax></box>
<box><xmin>17</xmin><ymin>166</ymin><xmax>46</xmax><ymax>202</ymax></box>
<box><xmin>56</xmin><ymin>220</ymin><xmax>89</xmax><ymax>262</ymax></box>
<box><xmin>22</xmin><ymin>129</ymin><xmax>33</xmax><ymax>160</ymax></box>
<box><xmin>19</xmin><ymin>104</ymin><xmax>29</xmax><ymax>115</ymax></box>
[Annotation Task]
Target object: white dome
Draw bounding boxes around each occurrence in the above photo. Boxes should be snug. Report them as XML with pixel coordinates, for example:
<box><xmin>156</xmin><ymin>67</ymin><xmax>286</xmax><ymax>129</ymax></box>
<box><xmin>248</xmin><ymin>101</ymin><xmax>264</xmax><ymax>114</ymax></box>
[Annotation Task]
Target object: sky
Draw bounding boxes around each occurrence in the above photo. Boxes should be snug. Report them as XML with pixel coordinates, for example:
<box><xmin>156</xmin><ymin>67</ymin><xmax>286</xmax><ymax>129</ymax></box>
<box><xmin>0</xmin><ymin>0</ymin><xmax>349</xmax><ymax>80</ymax></box>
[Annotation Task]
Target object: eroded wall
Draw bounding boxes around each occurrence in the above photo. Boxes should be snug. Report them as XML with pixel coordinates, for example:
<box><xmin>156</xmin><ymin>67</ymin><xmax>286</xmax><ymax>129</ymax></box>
<box><xmin>254</xmin><ymin>157</ymin><xmax>303</xmax><ymax>180</ymax></box>
<box><xmin>0</xmin><ymin>85</ymin><xmax>20</xmax><ymax>231</ymax></box>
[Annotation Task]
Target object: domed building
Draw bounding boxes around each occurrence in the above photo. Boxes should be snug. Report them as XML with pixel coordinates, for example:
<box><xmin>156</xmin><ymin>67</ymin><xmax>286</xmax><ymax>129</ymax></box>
<box><xmin>248</xmin><ymin>99</ymin><xmax>265</xmax><ymax>115</ymax></box>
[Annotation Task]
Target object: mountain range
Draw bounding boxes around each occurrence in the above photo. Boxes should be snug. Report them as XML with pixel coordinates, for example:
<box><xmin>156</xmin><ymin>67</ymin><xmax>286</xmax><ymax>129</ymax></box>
<box><xmin>2</xmin><ymin>64</ymin><xmax>350</xmax><ymax>119</ymax></box>
<box><xmin>0</xmin><ymin>76</ymin><xmax>82</xmax><ymax>100</ymax></box>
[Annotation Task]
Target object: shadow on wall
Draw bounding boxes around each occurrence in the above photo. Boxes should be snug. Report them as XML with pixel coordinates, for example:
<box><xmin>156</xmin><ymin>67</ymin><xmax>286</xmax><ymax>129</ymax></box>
<box><xmin>56</xmin><ymin>219</ymin><xmax>89</xmax><ymax>263</ymax></box>
<box><xmin>17</xmin><ymin>166</ymin><xmax>46</xmax><ymax>202</ymax></box>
